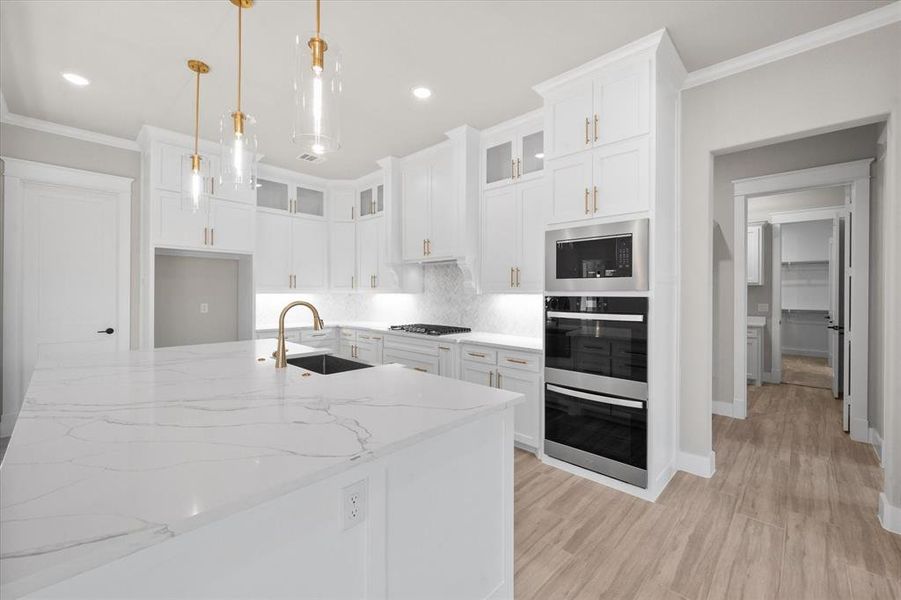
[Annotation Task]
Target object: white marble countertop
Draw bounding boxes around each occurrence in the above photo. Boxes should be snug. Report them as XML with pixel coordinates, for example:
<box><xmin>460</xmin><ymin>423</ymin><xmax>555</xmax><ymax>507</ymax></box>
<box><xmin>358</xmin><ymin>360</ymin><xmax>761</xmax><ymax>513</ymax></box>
<box><xmin>0</xmin><ymin>340</ymin><xmax>522</xmax><ymax>598</ymax></box>
<box><xmin>747</xmin><ymin>316</ymin><xmax>767</xmax><ymax>328</ymax></box>
<box><xmin>255</xmin><ymin>321</ymin><xmax>543</xmax><ymax>353</ymax></box>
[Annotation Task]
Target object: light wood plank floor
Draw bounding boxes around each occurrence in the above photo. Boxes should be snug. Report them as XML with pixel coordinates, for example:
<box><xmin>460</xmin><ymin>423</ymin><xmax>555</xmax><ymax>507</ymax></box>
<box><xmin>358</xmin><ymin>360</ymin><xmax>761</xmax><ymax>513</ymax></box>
<box><xmin>514</xmin><ymin>381</ymin><xmax>901</xmax><ymax>600</ymax></box>
<box><xmin>782</xmin><ymin>354</ymin><xmax>832</xmax><ymax>389</ymax></box>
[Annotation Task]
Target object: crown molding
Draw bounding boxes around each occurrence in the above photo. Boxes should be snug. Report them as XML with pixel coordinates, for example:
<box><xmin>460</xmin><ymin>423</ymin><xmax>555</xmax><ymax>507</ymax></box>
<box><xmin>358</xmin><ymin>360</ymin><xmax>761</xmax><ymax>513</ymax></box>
<box><xmin>0</xmin><ymin>104</ymin><xmax>140</xmax><ymax>152</ymax></box>
<box><xmin>682</xmin><ymin>3</ymin><xmax>901</xmax><ymax>90</ymax></box>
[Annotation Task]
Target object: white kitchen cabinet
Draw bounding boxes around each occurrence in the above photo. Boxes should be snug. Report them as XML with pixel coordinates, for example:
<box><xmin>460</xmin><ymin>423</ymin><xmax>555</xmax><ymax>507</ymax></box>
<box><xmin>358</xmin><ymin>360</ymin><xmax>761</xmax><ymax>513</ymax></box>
<box><xmin>480</xmin><ymin>178</ymin><xmax>545</xmax><ymax>293</ymax></box>
<box><xmin>401</xmin><ymin>128</ymin><xmax>478</xmax><ymax>264</ymax></box>
<box><xmin>462</xmin><ymin>361</ymin><xmax>495</xmax><ymax>387</ymax></box>
<box><xmin>544</xmin><ymin>59</ymin><xmax>649</xmax><ymax>161</ymax></box>
<box><xmin>208</xmin><ymin>155</ymin><xmax>256</xmax><ymax>205</ymax></box>
<box><xmin>355</xmin><ymin>332</ymin><xmax>384</xmax><ymax>365</ymax></box>
<box><xmin>547</xmin><ymin>152</ymin><xmax>593</xmax><ymax>223</ymax></box>
<box><xmin>329</xmin><ymin>221</ymin><xmax>356</xmax><ymax>290</ymax></box>
<box><xmin>257</xmin><ymin>174</ymin><xmax>325</xmax><ymax>219</ymax></box>
<box><xmin>482</xmin><ymin>116</ymin><xmax>544</xmax><ymax>191</ymax></box>
<box><xmin>357</xmin><ymin>217</ymin><xmax>380</xmax><ymax>290</ymax></box>
<box><xmin>153</xmin><ymin>143</ymin><xmax>189</xmax><ymax>192</ymax></box>
<box><xmin>747</xmin><ymin>326</ymin><xmax>762</xmax><ymax>386</ymax></box>
<box><xmin>382</xmin><ymin>335</ymin><xmax>449</xmax><ymax>375</ymax></box>
<box><xmin>547</xmin><ymin>136</ymin><xmax>648</xmax><ymax>224</ymax></box>
<box><xmin>497</xmin><ymin>367</ymin><xmax>541</xmax><ymax>449</ymax></box>
<box><xmin>592</xmin><ymin>137</ymin><xmax>649</xmax><ymax>217</ymax></box>
<box><xmin>358</xmin><ymin>181</ymin><xmax>384</xmax><ymax>219</ymax></box>
<box><xmin>256</xmin><ymin>178</ymin><xmax>291</xmax><ymax>213</ymax></box>
<box><xmin>208</xmin><ymin>198</ymin><xmax>254</xmax><ymax>252</ymax></box>
<box><xmin>330</xmin><ymin>186</ymin><xmax>356</xmax><ymax>222</ymax></box>
<box><xmin>292</xmin><ymin>218</ymin><xmax>328</xmax><ymax>290</ymax></box>
<box><xmin>338</xmin><ymin>339</ymin><xmax>355</xmax><ymax>360</ymax></box>
<box><xmin>256</xmin><ymin>212</ymin><xmax>293</xmax><ymax>289</ymax></box>
<box><xmin>254</xmin><ymin>212</ymin><xmax>326</xmax><ymax>291</ymax></box>
<box><xmin>747</xmin><ymin>224</ymin><xmax>764</xmax><ymax>286</ymax></box>
<box><xmin>154</xmin><ymin>191</ymin><xmax>210</xmax><ymax>248</ymax></box>
<box><xmin>300</xmin><ymin>328</ymin><xmax>337</xmax><ymax>353</ymax></box>
<box><xmin>460</xmin><ymin>345</ymin><xmax>542</xmax><ymax>451</ymax></box>
<box><xmin>153</xmin><ymin>193</ymin><xmax>253</xmax><ymax>253</ymax></box>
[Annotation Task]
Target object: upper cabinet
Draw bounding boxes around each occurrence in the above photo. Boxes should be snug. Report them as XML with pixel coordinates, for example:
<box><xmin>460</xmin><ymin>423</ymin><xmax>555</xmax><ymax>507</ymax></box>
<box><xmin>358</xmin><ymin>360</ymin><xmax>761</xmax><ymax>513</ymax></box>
<box><xmin>401</xmin><ymin>126</ymin><xmax>480</xmax><ymax>265</ymax></box>
<box><xmin>747</xmin><ymin>224</ymin><xmax>764</xmax><ymax>286</ymax></box>
<box><xmin>255</xmin><ymin>212</ymin><xmax>327</xmax><ymax>291</ymax></box>
<box><xmin>480</xmin><ymin>178</ymin><xmax>545</xmax><ymax>293</ymax></box>
<box><xmin>482</xmin><ymin>114</ymin><xmax>544</xmax><ymax>190</ymax></box>
<box><xmin>358</xmin><ymin>180</ymin><xmax>385</xmax><ymax>219</ymax></box>
<box><xmin>537</xmin><ymin>46</ymin><xmax>669</xmax><ymax>226</ymax></box>
<box><xmin>256</xmin><ymin>172</ymin><xmax>325</xmax><ymax>219</ymax></box>
<box><xmin>544</xmin><ymin>59</ymin><xmax>650</xmax><ymax>162</ymax></box>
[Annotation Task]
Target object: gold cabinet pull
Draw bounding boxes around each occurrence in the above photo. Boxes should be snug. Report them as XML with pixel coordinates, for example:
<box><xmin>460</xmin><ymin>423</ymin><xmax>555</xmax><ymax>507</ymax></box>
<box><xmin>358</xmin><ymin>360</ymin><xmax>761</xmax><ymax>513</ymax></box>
<box><xmin>517</xmin><ymin>158</ymin><xmax>521</xmax><ymax>178</ymax></box>
<box><xmin>506</xmin><ymin>357</ymin><xmax>528</xmax><ymax>365</ymax></box>
<box><xmin>489</xmin><ymin>370</ymin><xmax>494</xmax><ymax>387</ymax></box>
<box><xmin>438</xmin><ymin>346</ymin><xmax>450</xmax><ymax>351</ymax></box>
<box><xmin>516</xmin><ymin>267</ymin><xmax>521</xmax><ymax>287</ymax></box>
<box><xmin>423</xmin><ymin>239</ymin><xmax>427</xmax><ymax>256</ymax></box>
<box><xmin>585</xmin><ymin>117</ymin><xmax>590</xmax><ymax>145</ymax></box>
<box><xmin>210</xmin><ymin>227</ymin><xmax>214</xmax><ymax>246</ymax></box>
<box><xmin>510</xmin><ymin>266</ymin><xmax>515</xmax><ymax>288</ymax></box>
<box><xmin>593</xmin><ymin>185</ymin><xmax>598</xmax><ymax>213</ymax></box>
<box><xmin>351</xmin><ymin>275</ymin><xmax>354</xmax><ymax>288</ymax></box>
<box><xmin>584</xmin><ymin>188</ymin><xmax>590</xmax><ymax>214</ymax></box>
<box><xmin>203</xmin><ymin>226</ymin><xmax>208</xmax><ymax>245</ymax></box>
<box><xmin>413</xmin><ymin>367</ymin><xmax>428</xmax><ymax>373</ymax></box>
<box><xmin>511</xmin><ymin>159</ymin><xmax>516</xmax><ymax>181</ymax></box>
<box><xmin>468</xmin><ymin>351</ymin><xmax>486</xmax><ymax>358</ymax></box>
<box><xmin>594</xmin><ymin>114</ymin><xmax>599</xmax><ymax>141</ymax></box>
<box><xmin>496</xmin><ymin>371</ymin><xmax>502</xmax><ymax>388</ymax></box>
<box><xmin>426</xmin><ymin>239</ymin><xmax>431</xmax><ymax>255</ymax></box>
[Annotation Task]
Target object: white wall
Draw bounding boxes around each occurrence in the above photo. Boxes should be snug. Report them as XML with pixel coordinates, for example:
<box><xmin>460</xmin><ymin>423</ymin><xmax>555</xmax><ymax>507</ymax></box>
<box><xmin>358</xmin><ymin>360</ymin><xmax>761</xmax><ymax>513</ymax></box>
<box><xmin>869</xmin><ymin>123</ymin><xmax>888</xmax><ymax>440</ymax></box>
<box><xmin>679</xmin><ymin>20</ymin><xmax>900</xmax><ymax>496</ymax></box>
<box><xmin>256</xmin><ymin>263</ymin><xmax>544</xmax><ymax>338</ymax></box>
<box><xmin>154</xmin><ymin>255</ymin><xmax>239</xmax><ymax>348</ymax></box>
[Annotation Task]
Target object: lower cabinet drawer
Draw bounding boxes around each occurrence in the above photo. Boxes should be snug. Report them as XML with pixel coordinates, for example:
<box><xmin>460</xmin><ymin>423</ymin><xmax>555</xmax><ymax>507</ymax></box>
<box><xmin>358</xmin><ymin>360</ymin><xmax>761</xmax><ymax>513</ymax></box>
<box><xmin>460</xmin><ymin>345</ymin><xmax>497</xmax><ymax>365</ymax></box>
<box><xmin>383</xmin><ymin>348</ymin><xmax>440</xmax><ymax>374</ymax></box>
<box><xmin>301</xmin><ymin>328</ymin><xmax>335</xmax><ymax>343</ymax></box>
<box><xmin>497</xmin><ymin>349</ymin><xmax>540</xmax><ymax>373</ymax></box>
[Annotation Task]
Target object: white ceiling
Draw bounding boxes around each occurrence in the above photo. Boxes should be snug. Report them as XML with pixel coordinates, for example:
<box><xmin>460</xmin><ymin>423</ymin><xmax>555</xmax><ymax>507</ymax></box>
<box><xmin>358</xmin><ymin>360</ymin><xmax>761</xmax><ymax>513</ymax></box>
<box><xmin>0</xmin><ymin>0</ymin><xmax>890</xmax><ymax>178</ymax></box>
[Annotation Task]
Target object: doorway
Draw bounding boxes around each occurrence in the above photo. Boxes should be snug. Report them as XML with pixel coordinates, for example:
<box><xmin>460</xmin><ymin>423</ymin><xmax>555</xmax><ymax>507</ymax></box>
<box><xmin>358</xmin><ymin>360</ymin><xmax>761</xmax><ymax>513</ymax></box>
<box><xmin>734</xmin><ymin>160</ymin><xmax>870</xmax><ymax>440</ymax></box>
<box><xmin>1</xmin><ymin>158</ymin><xmax>131</xmax><ymax>436</ymax></box>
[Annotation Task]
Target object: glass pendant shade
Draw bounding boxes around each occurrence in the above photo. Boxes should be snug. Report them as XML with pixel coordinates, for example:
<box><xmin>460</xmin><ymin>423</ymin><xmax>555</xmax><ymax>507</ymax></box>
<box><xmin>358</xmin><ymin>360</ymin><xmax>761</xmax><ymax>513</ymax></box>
<box><xmin>219</xmin><ymin>110</ymin><xmax>258</xmax><ymax>190</ymax></box>
<box><xmin>181</xmin><ymin>153</ymin><xmax>211</xmax><ymax>213</ymax></box>
<box><xmin>293</xmin><ymin>32</ymin><xmax>342</xmax><ymax>156</ymax></box>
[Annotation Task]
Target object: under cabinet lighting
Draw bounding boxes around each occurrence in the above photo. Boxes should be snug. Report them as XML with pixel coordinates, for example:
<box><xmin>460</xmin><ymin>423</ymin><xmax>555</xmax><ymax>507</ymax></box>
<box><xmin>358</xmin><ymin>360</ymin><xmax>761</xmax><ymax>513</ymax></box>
<box><xmin>412</xmin><ymin>87</ymin><xmax>432</xmax><ymax>100</ymax></box>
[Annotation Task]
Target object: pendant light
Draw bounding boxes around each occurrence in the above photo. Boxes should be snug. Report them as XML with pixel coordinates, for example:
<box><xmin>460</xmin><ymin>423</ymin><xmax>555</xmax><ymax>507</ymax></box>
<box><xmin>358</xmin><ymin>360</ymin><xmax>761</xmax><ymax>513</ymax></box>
<box><xmin>220</xmin><ymin>0</ymin><xmax>258</xmax><ymax>189</ymax></box>
<box><xmin>183</xmin><ymin>59</ymin><xmax>210</xmax><ymax>212</ymax></box>
<box><xmin>293</xmin><ymin>0</ymin><xmax>342</xmax><ymax>156</ymax></box>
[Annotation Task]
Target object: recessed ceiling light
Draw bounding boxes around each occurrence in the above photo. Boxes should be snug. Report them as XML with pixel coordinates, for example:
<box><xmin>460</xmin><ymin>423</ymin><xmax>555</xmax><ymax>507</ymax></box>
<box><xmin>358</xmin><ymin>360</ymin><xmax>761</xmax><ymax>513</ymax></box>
<box><xmin>412</xmin><ymin>86</ymin><xmax>432</xmax><ymax>100</ymax></box>
<box><xmin>62</xmin><ymin>72</ymin><xmax>90</xmax><ymax>87</ymax></box>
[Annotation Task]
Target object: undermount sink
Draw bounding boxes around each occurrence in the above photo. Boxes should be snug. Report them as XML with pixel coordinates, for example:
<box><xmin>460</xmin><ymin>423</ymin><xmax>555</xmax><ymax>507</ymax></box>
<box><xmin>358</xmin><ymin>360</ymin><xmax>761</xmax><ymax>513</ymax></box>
<box><xmin>287</xmin><ymin>354</ymin><xmax>373</xmax><ymax>375</ymax></box>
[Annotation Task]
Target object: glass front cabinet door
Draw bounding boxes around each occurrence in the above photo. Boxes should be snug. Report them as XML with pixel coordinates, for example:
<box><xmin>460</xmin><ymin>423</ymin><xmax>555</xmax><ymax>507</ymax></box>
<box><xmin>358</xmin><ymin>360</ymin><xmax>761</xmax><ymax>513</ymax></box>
<box><xmin>482</xmin><ymin>116</ymin><xmax>543</xmax><ymax>190</ymax></box>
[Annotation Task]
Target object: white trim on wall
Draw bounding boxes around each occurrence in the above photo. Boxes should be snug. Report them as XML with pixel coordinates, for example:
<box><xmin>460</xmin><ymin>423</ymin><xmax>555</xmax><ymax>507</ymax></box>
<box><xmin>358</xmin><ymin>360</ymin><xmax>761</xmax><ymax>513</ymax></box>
<box><xmin>676</xmin><ymin>450</ymin><xmax>716</xmax><ymax>478</ymax></box>
<box><xmin>878</xmin><ymin>493</ymin><xmax>901</xmax><ymax>534</ymax></box>
<box><xmin>731</xmin><ymin>160</ymin><xmax>872</xmax><ymax>440</ymax></box>
<box><xmin>870</xmin><ymin>427</ymin><xmax>883</xmax><ymax>464</ymax></box>
<box><xmin>1</xmin><ymin>157</ymin><xmax>132</xmax><ymax>437</ymax></box>
<box><xmin>682</xmin><ymin>3</ymin><xmax>901</xmax><ymax>90</ymax></box>
<box><xmin>0</xmin><ymin>109</ymin><xmax>140</xmax><ymax>153</ymax></box>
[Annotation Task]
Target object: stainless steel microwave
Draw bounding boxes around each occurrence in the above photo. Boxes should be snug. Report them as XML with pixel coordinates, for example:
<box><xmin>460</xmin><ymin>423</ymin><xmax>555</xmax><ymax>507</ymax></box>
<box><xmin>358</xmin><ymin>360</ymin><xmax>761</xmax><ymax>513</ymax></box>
<box><xmin>545</xmin><ymin>219</ymin><xmax>649</xmax><ymax>292</ymax></box>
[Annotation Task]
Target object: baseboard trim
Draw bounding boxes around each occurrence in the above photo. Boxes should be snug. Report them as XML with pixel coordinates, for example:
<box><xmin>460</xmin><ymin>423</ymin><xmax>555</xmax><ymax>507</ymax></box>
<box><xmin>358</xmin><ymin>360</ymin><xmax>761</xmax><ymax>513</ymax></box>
<box><xmin>677</xmin><ymin>450</ymin><xmax>716</xmax><ymax>478</ymax></box>
<box><xmin>712</xmin><ymin>401</ymin><xmax>734</xmax><ymax>417</ymax></box>
<box><xmin>869</xmin><ymin>427</ymin><xmax>883</xmax><ymax>464</ymax></box>
<box><xmin>781</xmin><ymin>347</ymin><xmax>829</xmax><ymax>358</ymax></box>
<box><xmin>762</xmin><ymin>371</ymin><xmax>780</xmax><ymax>384</ymax></box>
<box><xmin>850</xmin><ymin>417</ymin><xmax>869</xmax><ymax>443</ymax></box>
<box><xmin>878</xmin><ymin>493</ymin><xmax>901</xmax><ymax>534</ymax></box>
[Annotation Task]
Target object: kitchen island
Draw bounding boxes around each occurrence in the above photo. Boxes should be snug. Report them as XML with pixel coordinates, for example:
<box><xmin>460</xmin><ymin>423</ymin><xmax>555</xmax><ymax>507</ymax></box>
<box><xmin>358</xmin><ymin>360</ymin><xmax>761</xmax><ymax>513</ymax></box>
<box><xmin>0</xmin><ymin>340</ymin><xmax>521</xmax><ymax>599</ymax></box>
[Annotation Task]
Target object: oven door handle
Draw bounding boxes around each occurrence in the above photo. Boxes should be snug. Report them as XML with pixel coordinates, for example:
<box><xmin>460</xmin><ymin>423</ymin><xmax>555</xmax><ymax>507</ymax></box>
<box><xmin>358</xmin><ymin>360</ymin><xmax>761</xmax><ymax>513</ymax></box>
<box><xmin>546</xmin><ymin>311</ymin><xmax>644</xmax><ymax>322</ymax></box>
<box><xmin>546</xmin><ymin>384</ymin><xmax>645</xmax><ymax>409</ymax></box>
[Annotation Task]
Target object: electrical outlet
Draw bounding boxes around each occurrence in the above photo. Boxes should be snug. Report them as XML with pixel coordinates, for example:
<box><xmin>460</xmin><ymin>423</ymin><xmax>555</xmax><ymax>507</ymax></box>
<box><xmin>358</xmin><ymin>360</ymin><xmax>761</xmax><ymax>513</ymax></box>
<box><xmin>342</xmin><ymin>479</ymin><xmax>367</xmax><ymax>530</ymax></box>
<box><xmin>200</xmin><ymin>303</ymin><xmax>209</xmax><ymax>314</ymax></box>
<box><xmin>757</xmin><ymin>303</ymin><xmax>769</xmax><ymax>314</ymax></box>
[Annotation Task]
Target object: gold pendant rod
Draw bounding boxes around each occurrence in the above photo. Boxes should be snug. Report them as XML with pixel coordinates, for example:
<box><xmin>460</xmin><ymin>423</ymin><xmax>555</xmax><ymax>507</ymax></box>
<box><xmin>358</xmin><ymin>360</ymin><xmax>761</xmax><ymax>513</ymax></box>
<box><xmin>237</xmin><ymin>3</ymin><xmax>242</xmax><ymax>114</ymax></box>
<box><xmin>316</xmin><ymin>0</ymin><xmax>321</xmax><ymax>35</ymax></box>
<box><xmin>194</xmin><ymin>69</ymin><xmax>201</xmax><ymax>156</ymax></box>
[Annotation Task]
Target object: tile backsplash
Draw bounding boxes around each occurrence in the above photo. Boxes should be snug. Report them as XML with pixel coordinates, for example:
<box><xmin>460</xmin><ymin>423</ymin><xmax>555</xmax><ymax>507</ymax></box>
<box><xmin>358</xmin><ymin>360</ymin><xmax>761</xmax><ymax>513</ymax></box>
<box><xmin>256</xmin><ymin>263</ymin><xmax>544</xmax><ymax>338</ymax></box>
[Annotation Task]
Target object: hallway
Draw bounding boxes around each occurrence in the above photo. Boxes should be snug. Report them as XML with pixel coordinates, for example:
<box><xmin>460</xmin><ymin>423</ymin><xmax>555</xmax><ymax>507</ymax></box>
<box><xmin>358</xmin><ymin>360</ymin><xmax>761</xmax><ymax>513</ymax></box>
<box><xmin>782</xmin><ymin>353</ymin><xmax>833</xmax><ymax>389</ymax></box>
<box><xmin>514</xmin><ymin>380</ymin><xmax>900</xmax><ymax>599</ymax></box>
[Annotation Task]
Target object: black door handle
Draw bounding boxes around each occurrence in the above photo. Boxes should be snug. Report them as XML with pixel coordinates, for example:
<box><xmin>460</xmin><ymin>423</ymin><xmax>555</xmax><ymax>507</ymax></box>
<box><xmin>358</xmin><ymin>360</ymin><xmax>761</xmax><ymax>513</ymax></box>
<box><xmin>97</xmin><ymin>328</ymin><xmax>115</xmax><ymax>335</ymax></box>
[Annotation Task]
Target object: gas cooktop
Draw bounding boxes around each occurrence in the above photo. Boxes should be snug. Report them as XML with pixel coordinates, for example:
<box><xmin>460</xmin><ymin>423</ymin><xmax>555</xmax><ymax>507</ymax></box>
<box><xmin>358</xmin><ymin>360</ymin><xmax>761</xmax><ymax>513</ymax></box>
<box><xmin>389</xmin><ymin>324</ymin><xmax>472</xmax><ymax>336</ymax></box>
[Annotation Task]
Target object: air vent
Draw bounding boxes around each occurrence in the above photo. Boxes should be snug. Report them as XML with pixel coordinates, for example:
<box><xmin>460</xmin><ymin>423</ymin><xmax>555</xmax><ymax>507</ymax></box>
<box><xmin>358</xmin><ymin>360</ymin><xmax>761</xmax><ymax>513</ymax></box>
<box><xmin>297</xmin><ymin>152</ymin><xmax>326</xmax><ymax>163</ymax></box>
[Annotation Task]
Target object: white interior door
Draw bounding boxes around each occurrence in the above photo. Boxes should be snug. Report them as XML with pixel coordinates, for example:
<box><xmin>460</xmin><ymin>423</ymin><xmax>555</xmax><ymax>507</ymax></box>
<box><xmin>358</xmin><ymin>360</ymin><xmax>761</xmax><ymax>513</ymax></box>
<box><xmin>828</xmin><ymin>216</ymin><xmax>841</xmax><ymax>398</ymax></box>
<box><xmin>843</xmin><ymin>180</ymin><xmax>869</xmax><ymax>441</ymax></box>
